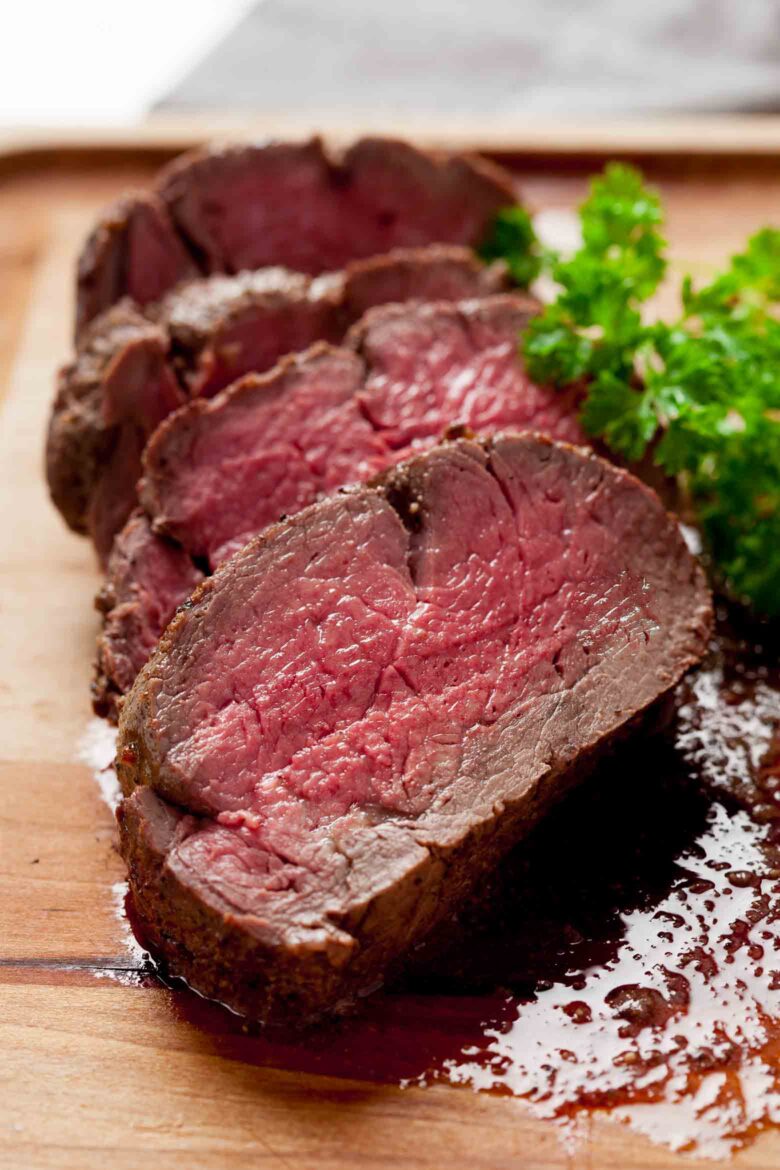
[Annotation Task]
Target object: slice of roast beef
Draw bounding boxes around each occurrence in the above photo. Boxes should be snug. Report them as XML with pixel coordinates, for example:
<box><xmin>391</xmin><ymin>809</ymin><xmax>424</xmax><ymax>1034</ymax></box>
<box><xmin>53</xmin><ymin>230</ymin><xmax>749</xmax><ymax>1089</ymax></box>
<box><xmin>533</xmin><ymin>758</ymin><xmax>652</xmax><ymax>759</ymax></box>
<box><xmin>46</xmin><ymin>303</ymin><xmax>185</xmax><ymax>559</ymax></box>
<box><xmin>93</xmin><ymin>512</ymin><xmax>204</xmax><ymax>718</ymax></box>
<box><xmin>154</xmin><ymin>268</ymin><xmax>341</xmax><ymax>397</ymax></box>
<box><xmin>154</xmin><ymin>245</ymin><xmax>508</xmax><ymax>397</ymax></box>
<box><xmin>157</xmin><ymin>137</ymin><xmax>516</xmax><ymax>279</ymax></box>
<box><xmin>49</xmin><ymin>247</ymin><xmax>508</xmax><ymax>560</ymax></box>
<box><xmin>141</xmin><ymin>295</ymin><xmax>576</xmax><ymax>566</ymax></box>
<box><xmin>76</xmin><ymin>193</ymin><xmax>198</xmax><ymax>336</ymax></box>
<box><xmin>116</xmin><ymin>433</ymin><xmax>712</xmax><ymax>1025</ymax></box>
<box><xmin>77</xmin><ymin>137</ymin><xmax>517</xmax><ymax>331</ymax></box>
<box><xmin>95</xmin><ymin>293</ymin><xmax>582</xmax><ymax>718</ymax></box>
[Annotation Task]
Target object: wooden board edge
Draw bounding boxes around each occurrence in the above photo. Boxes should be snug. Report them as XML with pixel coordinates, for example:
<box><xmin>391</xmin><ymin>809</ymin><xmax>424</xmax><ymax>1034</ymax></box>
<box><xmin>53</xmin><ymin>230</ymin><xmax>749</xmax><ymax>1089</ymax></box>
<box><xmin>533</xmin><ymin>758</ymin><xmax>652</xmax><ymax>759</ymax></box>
<box><xmin>5</xmin><ymin>112</ymin><xmax>780</xmax><ymax>172</ymax></box>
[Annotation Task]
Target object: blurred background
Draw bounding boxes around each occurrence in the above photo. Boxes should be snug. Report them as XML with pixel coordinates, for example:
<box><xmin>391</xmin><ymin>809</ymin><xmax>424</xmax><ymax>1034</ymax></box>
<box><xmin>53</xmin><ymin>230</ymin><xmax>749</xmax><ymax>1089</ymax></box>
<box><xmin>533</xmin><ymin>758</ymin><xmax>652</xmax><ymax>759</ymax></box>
<box><xmin>3</xmin><ymin>0</ymin><xmax>780</xmax><ymax>126</ymax></box>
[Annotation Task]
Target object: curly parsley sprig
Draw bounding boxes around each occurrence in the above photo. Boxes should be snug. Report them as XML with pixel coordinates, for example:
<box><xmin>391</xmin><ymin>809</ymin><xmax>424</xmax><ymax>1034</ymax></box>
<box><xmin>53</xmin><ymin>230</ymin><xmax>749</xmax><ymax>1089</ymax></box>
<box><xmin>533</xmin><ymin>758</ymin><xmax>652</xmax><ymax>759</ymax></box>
<box><xmin>523</xmin><ymin>164</ymin><xmax>667</xmax><ymax>384</ymax></box>
<box><xmin>482</xmin><ymin>165</ymin><xmax>780</xmax><ymax>616</ymax></box>
<box><xmin>577</xmin><ymin>223</ymin><xmax>780</xmax><ymax>615</ymax></box>
<box><xmin>478</xmin><ymin>205</ymin><xmax>545</xmax><ymax>287</ymax></box>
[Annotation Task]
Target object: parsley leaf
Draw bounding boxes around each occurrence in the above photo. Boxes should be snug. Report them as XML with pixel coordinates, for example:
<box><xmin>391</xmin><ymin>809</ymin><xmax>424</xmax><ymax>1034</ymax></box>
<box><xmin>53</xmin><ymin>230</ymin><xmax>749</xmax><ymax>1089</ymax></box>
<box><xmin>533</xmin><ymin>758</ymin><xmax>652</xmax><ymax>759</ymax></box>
<box><xmin>479</xmin><ymin>205</ymin><xmax>543</xmax><ymax>288</ymax></box>
<box><xmin>523</xmin><ymin>163</ymin><xmax>667</xmax><ymax>386</ymax></box>
<box><xmin>580</xmin><ymin>372</ymin><xmax>659</xmax><ymax>463</ymax></box>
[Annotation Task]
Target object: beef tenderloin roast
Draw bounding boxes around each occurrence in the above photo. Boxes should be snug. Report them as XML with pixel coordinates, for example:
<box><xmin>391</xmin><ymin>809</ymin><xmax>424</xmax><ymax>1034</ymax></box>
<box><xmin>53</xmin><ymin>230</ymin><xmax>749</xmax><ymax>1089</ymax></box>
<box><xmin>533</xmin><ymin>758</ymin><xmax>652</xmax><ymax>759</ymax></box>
<box><xmin>117</xmin><ymin>434</ymin><xmax>712</xmax><ymax>1025</ymax></box>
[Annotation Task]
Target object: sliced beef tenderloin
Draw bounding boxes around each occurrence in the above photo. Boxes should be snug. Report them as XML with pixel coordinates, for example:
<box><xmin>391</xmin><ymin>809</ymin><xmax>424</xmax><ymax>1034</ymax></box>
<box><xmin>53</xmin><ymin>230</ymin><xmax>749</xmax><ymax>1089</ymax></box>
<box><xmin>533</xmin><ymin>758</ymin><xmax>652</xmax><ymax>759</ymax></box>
<box><xmin>46</xmin><ymin>303</ymin><xmax>185</xmax><ymax>561</ymax></box>
<box><xmin>156</xmin><ymin>245</ymin><xmax>508</xmax><ymax>398</ymax></box>
<box><xmin>157</xmin><ymin>136</ymin><xmax>516</xmax><ymax>279</ymax></box>
<box><xmin>141</xmin><ymin>295</ymin><xmax>569</xmax><ymax>566</ymax></box>
<box><xmin>77</xmin><ymin>138</ymin><xmax>516</xmax><ymax>329</ymax></box>
<box><xmin>142</xmin><ymin>345</ymin><xmax>387</xmax><ymax>564</ymax></box>
<box><xmin>116</xmin><ymin>434</ymin><xmax>712</xmax><ymax>1025</ymax></box>
<box><xmin>95</xmin><ymin>293</ymin><xmax>574</xmax><ymax>719</ymax></box>
<box><xmin>347</xmin><ymin>293</ymin><xmax>580</xmax><ymax>453</ymax></box>
<box><xmin>341</xmin><ymin>244</ymin><xmax>508</xmax><ymax>321</ymax></box>
<box><xmin>155</xmin><ymin>268</ymin><xmax>341</xmax><ymax>397</ymax></box>
<box><xmin>93</xmin><ymin>512</ymin><xmax>204</xmax><ymax>719</ymax></box>
<box><xmin>49</xmin><ymin>246</ymin><xmax>509</xmax><ymax>555</ymax></box>
<box><xmin>77</xmin><ymin>193</ymin><xmax>197</xmax><ymax>336</ymax></box>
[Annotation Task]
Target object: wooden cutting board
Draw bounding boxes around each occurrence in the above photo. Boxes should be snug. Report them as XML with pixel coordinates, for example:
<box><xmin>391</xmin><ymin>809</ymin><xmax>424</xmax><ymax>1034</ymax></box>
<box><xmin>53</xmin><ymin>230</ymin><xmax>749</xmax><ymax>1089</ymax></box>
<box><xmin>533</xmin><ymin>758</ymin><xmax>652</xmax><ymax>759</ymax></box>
<box><xmin>3</xmin><ymin>115</ymin><xmax>780</xmax><ymax>1170</ymax></box>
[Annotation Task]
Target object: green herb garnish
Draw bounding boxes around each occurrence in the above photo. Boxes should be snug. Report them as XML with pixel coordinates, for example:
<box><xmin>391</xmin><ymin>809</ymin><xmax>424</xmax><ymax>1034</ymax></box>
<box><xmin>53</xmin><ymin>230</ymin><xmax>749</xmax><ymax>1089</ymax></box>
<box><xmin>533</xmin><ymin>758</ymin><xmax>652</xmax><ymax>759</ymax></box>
<box><xmin>524</xmin><ymin>163</ymin><xmax>667</xmax><ymax>384</ymax></box>
<box><xmin>490</xmin><ymin>165</ymin><xmax>780</xmax><ymax>616</ymax></box>
<box><xmin>479</xmin><ymin>205</ymin><xmax>544</xmax><ymax>287</ymax></box>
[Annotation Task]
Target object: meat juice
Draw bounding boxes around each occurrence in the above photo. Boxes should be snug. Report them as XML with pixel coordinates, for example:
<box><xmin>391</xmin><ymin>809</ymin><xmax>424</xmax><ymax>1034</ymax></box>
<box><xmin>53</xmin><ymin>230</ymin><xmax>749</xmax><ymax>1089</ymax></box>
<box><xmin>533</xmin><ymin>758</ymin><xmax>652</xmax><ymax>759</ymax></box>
<box><xmin>121</xmin><ymin>605</ymin><xmax>780</xmax><ymax>1157</ymax></box>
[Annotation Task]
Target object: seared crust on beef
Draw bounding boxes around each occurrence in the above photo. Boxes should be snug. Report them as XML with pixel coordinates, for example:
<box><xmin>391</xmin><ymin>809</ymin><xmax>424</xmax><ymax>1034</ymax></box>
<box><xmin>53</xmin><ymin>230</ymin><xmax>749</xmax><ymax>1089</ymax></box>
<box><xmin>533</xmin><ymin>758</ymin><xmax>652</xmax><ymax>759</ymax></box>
<box><xmin>116</xmin><ymin>434</ymin><xmax>712</xmax><ymax>1025</ymax></box>
<box><xmin>76</xmin><ymin>193</ymin><xmax>197</xmax><ymax>337</ymax></box>
<box><xmin>46</xmin><ymin>303</ymin><xmax>185</xmax><ymax>557</ymax></box>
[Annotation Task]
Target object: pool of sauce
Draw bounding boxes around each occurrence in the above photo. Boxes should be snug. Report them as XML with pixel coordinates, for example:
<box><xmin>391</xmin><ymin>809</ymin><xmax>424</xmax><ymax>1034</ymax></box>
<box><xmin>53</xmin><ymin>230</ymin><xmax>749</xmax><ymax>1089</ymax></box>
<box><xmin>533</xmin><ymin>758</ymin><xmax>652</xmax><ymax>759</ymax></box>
<box><xmin>122</xmin><ymin>604</ymin><xmax>780</xmax><ymax>1158</ymax></box>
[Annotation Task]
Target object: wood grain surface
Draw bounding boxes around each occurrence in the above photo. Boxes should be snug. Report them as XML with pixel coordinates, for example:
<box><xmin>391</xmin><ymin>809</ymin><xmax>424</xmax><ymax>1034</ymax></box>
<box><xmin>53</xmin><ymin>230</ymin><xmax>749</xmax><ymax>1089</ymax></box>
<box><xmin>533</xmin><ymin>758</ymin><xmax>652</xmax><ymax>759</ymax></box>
<box><xmin>2</xmin><ymin>119</ymin><xmax>780</xmax><ymax>1170</ymax></box>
